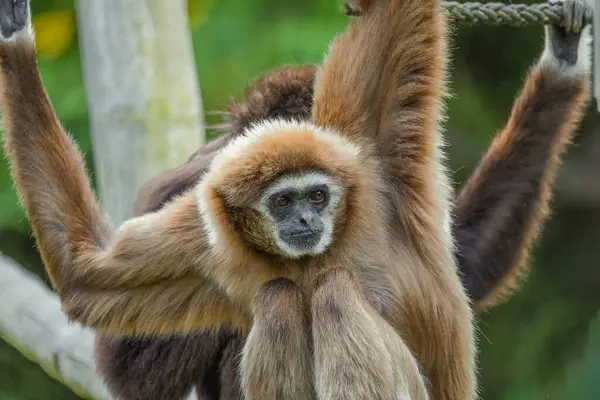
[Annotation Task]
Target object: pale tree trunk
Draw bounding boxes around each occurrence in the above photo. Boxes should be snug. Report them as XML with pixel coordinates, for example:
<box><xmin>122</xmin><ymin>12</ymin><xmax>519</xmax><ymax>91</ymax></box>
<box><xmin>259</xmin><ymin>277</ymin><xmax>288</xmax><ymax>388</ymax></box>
<box><xmin>0</xmin><ymin>254</ymin><xmax>114</xmax><ymax>399</ymax></box>
<box><xmin>0</xmin><ymin>1</ymin><xmax>205</xmax><ymax>399</ymax></box>
<box><xmin>75</xmin><ymin>0</ymin><xmax>205</xmax><ymax>225</ymax></box>
<box><xmin>74</xmin><ymin>1</ymin><xmax>205</xmax><ymax>398</ymax></box>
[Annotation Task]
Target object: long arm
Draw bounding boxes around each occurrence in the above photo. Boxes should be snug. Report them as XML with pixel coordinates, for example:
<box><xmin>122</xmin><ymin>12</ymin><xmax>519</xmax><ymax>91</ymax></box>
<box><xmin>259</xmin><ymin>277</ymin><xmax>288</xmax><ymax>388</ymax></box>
<box><xmin>311</xmin><ymin>0</ymin><xmax>449</xmax><ymax>254</ymax></box>
<box><xmin>240</xmin><ymin>279</ymin><xmax>314</xmax><ymax>400</ymax></box>
<box><xmin>312</xmin><ymin>268</ymin><xmax>429</xmax><ymax>400</ymax></box>
<box><xmin>455</xmin><ymin>3</ymin><xmax>592</xmax><ymax>309</ymax></box>
<box><xmin>94</xmin><ymin>65</ymin><xmax>320</xmax><ymax>399</ymax></box>
<box><xmin>312</xmin><ymin>0</ymin><xmax>445</xmax><ymax>143</ymax></box>
<box><xmin>311</xmin><ymin>2</ymin><xmax>475</xmax><ymax>400</ymax></box>
<box><xmin>0</xmin><ymin>0</ymin><xmax>248</xmax><ymax>336</ymax></box>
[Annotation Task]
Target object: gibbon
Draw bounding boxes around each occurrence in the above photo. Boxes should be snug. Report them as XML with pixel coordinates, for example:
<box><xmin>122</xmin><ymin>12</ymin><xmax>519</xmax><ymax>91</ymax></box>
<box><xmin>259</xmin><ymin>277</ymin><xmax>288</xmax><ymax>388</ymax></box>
<box><xmin>0</xmin><ymin>0</ymin><xmax>591</xmax><ymax>399</ymax></box>
<box><xmin>97</xmin><ymin>4</ymin><xmax>593</xmax><ymax>399</ymax></box>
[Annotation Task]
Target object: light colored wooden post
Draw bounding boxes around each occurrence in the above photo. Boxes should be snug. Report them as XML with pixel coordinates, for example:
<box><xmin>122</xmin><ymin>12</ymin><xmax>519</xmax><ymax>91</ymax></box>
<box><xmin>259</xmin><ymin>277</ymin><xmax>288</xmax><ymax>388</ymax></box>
<box><xmin>74</xmin><ymin>0</ymin><xmax>205</xmax><ymax>225</ymax></box>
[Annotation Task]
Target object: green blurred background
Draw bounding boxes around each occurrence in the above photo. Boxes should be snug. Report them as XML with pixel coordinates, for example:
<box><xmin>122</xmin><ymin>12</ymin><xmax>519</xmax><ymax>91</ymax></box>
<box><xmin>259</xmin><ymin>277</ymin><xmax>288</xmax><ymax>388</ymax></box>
<box><xmin>1</xmin><ymin>0</ymin><xmax>599</xmax><ymax>399</ymax></box>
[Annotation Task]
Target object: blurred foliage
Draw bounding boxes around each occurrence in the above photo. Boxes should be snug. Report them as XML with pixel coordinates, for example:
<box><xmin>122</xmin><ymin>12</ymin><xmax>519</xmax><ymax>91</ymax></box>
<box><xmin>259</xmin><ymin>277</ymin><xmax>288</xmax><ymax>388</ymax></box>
<box><xmin>0</xmin><ymin>0</ymin><xmax>599</xmax><ymax>399</ymax></box>
<box><xmin>32</xmin><ymin>10</ymin><xmax>76</xmax><ymax>59</ymax></box>
<box><xmin>189</xmin><ymin>0</ymin><xmax>217</xmax><ymax>29</ymax></box>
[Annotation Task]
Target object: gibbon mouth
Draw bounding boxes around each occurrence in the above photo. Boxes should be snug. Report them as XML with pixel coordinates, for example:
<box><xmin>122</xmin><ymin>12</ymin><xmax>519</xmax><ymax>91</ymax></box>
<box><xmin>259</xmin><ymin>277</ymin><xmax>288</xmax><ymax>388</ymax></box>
<box><xmin>289</xmin><ymin>229</ymin><xmax>318</xmax><ymax>238</ymax></box>
<box><xmin>281</xmin><ymin>229</ymin><xmax>323</xmax><ymax>248</ymax></box>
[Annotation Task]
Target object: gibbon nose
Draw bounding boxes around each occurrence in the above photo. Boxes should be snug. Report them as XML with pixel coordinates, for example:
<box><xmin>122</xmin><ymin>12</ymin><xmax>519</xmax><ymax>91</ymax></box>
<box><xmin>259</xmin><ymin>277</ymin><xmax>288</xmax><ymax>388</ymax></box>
<box><xmin>299</xmin><ymin>212</ymin><xmax>314</xmax><ymax>226</ymax></box>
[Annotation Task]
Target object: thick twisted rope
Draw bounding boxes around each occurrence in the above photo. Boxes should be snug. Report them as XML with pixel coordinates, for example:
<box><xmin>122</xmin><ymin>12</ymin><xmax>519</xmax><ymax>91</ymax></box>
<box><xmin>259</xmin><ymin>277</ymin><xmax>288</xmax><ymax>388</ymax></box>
<box><xmin>442</xmin><ymin>2</ymin><xmax>592</xmax><ymax>27</ymax></box>
<box><xmin>345</xmin><ymin>2</ymin><xmax>593</xmax><ymax>27</ymax></box>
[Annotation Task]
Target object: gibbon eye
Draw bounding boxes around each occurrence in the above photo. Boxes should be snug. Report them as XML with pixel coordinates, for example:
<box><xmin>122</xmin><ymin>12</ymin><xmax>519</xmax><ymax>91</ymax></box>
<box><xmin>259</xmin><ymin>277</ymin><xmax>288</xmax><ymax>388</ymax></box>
<box><xmin>275</xmin><ymin>195</ymin><xmax>291</xmax><ymax>207</ymax></box>
<box><xmin>309</xmin><ymin>190</ymin><xmax>325</xmax><ymax>203</ymax></box>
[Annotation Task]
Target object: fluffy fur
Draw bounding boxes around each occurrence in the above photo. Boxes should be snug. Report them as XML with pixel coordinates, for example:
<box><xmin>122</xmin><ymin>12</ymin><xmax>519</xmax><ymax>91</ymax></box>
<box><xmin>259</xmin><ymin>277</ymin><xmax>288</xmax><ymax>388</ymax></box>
<box><xmin>240</xmin><ymin>279</ymin><xmax>314</xmax><ymax>399</ymax></box>
<box><xmin>457</xmin><ymin>18</ymin><xmax>591</xmax><ymax>308</ymax></box>
<box><xmin>96</xmin><ymin>2</ymin><xmax>593</xmax><ymax>397</ymax></box>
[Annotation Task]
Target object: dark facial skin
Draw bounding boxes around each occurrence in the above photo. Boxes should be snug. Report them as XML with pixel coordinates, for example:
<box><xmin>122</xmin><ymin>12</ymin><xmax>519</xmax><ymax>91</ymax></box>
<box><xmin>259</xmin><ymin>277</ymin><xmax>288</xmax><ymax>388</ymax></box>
<box><xmin>547</xmin><ymin>0</ymin><xmax>587</xmax><ymax>66</ymax></box>
<box><xmin>549</xmin><ymin>24</ymin><xmax>581</xmax><ymax>65</ymax></box>
<box><xmin>267</xmin><ymin>184</ymin><xmax>329</xmax><ymax>250</ymax></box>
<box><xmin>0</xmin><ymin>0</ymin><xmax>27</xmax><ymax>39</ymax></box>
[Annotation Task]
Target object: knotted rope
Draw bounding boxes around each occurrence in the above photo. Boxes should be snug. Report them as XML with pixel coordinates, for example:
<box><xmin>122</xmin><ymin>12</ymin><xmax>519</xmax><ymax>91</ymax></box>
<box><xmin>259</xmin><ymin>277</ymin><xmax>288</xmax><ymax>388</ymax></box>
<box><xmin>346</xmin><ymin>2</ymin><xmax>593</xmax><ymax>27</ymax></box>
<box><xmin>442</xmin><ymin>2</ymin><xmax>592</xmax><ymax>27</ymax></box>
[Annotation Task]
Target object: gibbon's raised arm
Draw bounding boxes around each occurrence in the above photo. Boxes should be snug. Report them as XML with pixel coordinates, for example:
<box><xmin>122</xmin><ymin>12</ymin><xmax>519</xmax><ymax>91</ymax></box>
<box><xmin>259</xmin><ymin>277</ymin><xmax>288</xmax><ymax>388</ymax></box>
<box><xmin>455</xmin><ymin>15</ymin><xmax>592</xmax><ymax>309</ymax></box>
<box><xmin>313</xmin><ymin>0</ymin><xmax>444</xmax><ymax>143</ymax></box>
<box><xmin>311</xmin><ymin>0</ymin><xmax>451</xmax><ymax>261</ymax></box>
<box><xmin>0</xmin><ymin>0</ymin><xmax>248</xmax><ymax>335</ymax></box>
<box><xmin>312</xmin><ymin>2</ymin><xmax>475</xmax><ymax>400</ymax></box>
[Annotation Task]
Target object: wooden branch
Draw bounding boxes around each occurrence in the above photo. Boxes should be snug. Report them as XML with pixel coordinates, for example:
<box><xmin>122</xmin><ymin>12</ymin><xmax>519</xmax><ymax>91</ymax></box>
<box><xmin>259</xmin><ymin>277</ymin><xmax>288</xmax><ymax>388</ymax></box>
<box><xmin>0</xmin><ymin>254</ymin><xmax>113</xmax><ymax>400</ymax></box>
<box><xmin>0</xmin><ymin>255</ymin><xmax>202</xmax><ymax>399</ymax></box>
<box><xmin>74</xmin><ymin>0</ymin><xmax>206</xmax><ymax>225</ymax></box>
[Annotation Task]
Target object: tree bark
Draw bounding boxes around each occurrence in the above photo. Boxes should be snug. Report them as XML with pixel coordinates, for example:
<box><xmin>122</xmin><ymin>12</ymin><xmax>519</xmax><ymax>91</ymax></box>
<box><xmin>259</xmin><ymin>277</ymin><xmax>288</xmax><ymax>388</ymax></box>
<box><xmin>0</xmin><ymin>254</ymin><xmax>114</xmax><ymax>399</ymax></box>
<box><xmin>75</xmin><ymin>0</ymin><xmax>205</xmax><ymax>225</ymax></box>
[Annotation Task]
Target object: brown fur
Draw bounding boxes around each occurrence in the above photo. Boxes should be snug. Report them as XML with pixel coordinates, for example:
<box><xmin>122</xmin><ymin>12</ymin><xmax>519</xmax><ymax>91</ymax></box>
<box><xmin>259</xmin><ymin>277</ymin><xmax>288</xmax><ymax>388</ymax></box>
<box><xmin>456</xmin><ymin>61</ymin><xmax>590</xmax><ymax>310</ymax></box>
<box><xmin>96</xmin><ymin>23</ymin><xmax>591</xmax><ymax>400</ymax></box>
<box><xmin>134</xmin><ymin>65</ymin><xmax>317</xmax><ymax>214</ymax></box>
<box><xmin>308</xmin><ymin>1</ymin><xmax>475</xmax><ymax>398</ymax></box>
<box><xmin>0</xmin><ymin>15</ymin><xmax>250</xmax><ymax>337</ymax></box>
<box><xmin>311</xmin><ymin>268</ymin><xmax>429</xmax><ymax>400</ymax></box>
<box><xmin>212</xmin><ymin>65</ymin><xmax>316</xmax><ymax>136</ymax></box>
<box><xmin>240</xmin><ymin>279</ymin><xmax>314</xmax><ymax>399</ymax></box>
<box><xmin>94</xmin><ymin>332</ymin><xmax>226</xmax><ymax>400</ymax></box>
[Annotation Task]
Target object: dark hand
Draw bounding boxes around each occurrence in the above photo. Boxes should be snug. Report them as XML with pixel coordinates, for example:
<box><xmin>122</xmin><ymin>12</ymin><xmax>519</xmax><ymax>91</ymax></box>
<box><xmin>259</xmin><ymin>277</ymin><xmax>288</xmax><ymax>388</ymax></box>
<box><xmin>0</xmin><ymin>0</ymin><xmax>29</xmax><ymax>39</ymax></box>
<box><xmin>547</xmin><ymin>0</ymin><xmax>590</xmax><ymax>65</ymax></box>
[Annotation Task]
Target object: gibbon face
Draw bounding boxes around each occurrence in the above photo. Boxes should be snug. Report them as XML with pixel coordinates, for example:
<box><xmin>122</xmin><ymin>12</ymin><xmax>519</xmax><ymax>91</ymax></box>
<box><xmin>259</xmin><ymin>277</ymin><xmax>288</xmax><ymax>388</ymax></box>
<box><xmin>196</xmin><ymin>119</ymin><xmax>379</xmax><ymax>261</ymax></box>
<box><xmin>253</xmin><ymin>172</ymin><xmax>345</xmax><ymax>258</ymax></box>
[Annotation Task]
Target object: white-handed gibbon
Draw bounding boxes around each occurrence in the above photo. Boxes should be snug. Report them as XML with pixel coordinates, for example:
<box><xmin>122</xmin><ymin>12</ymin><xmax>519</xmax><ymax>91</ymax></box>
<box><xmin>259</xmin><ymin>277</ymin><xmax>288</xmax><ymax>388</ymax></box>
<box><xmin>0</xmin><ymin>0</ymin><xmax>591</xmax><ymax>399</ymax></box>
<box><xmin>97</xmin><ymin>1</ymin><xmax>593</xmax><ymax>398</ymax></box>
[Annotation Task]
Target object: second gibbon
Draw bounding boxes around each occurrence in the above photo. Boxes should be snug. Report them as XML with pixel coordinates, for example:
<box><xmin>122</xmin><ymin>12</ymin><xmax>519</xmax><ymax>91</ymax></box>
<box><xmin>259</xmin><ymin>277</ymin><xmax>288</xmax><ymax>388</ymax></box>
<box><xmin>0</xmin><ymin>0</ymin><xmax>592</xmax><ymax>399</ymax></box>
